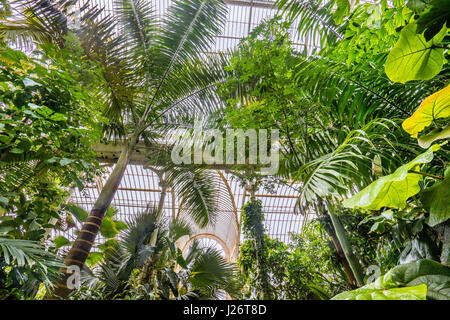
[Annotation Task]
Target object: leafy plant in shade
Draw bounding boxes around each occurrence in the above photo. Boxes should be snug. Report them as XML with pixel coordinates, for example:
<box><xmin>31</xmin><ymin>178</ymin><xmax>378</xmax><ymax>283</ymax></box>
<box><xmin>238</xmin><ymin>219</ymin><xmax>352</xmax><ymax>300</ymax></box>
<box><xmin>0</xmin><ymin>42</ymin><xmax>104</xmax><ymax>241</ymax></box>
<box><xmin>219</xmin><ymin>18</ymin><xmax>408</xmax><ymax>289</ymax></box>
<box><xmin>343</xmin><ymin>86</ymin><xmax>449</xmax><ymax>264</ymax></box>
<box><xmin>0</xmin><ymin>237</ymin><xmax>63</xmax><ymax>299</ymax></box>
<box><xmin>1</xmin><ymin>0</ymin><xmax>230</xmax><ymax>298</ymax></box>
<box><xmin>278</xmin><ymin>0</ymin><xmax>449</xmax><ymax>271</ymax></box>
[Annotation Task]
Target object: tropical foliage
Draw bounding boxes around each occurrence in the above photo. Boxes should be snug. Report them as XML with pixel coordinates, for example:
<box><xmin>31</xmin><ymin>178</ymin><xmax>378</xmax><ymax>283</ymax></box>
<box><xmin>0</xmin><ymin>0</ymin><xmax>449</xmax><ymax>301</ymax></box>
<box><xmin>70</xmin><ymin>209</ymin><xmax>240</xmax><ymax>300</ymax></box>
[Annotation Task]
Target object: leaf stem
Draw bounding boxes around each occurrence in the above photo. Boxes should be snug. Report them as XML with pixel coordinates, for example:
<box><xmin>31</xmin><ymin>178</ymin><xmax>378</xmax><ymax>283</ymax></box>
<box><xmin>408</xmin><ymin>170</ymin><xmax>444</xmax><ymax>180</ymax></box>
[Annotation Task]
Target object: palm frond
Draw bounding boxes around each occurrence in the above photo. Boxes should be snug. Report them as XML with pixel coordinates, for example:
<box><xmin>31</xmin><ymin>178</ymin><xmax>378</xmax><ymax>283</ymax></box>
<box><xmin>0</xmin><ymin>237</ymin><xmax>63</xmax><ymax>289</ymax></box>
<box><xmin>113</xmin><ymin>0</ymin><xmax>158</xmax><ymax>80</ymax></box>
<box><xmin>143</xmin><ymin>0</ymin><xmax>227</xmax><ymax>119</ymax></box>
<box><xmin>0</xmin><ymin>237</ymin><xmax>61</xmax><ymax>268</ymax></box>
<box><xmin>150</xmin><ymin>53</ymin><xmax>228</xmax><ymax>125</ymax></box>
<box><xmin>188</xmin><ymin>247</ymin><xmax>238</xmax><ymax>299</ymax></box>
<box><xmin>293</xmin><ymin>119</ymin><xmax>399</xmax><ymax>214</ymax></box>
<box><xmin>294</xmin><ymin>57</ymin><xmax>444</xmax><ymax>125</ymax></box>
<box><xmin>121</xmin><ymin>209</ymin><xmax>159</xmax><ymax>256</ymax></box>
<box><xmin>0</xmin><ymin>0</ymin><xmax>104</xmax><ymax>48</ymax></box>
<box><xmin>166</xmin><ymin>165</ymin><xmax>218</xmax><ymax>228</ymax></box>
<box><xmin>168</xmin><ymin>218</ymin><xmax>192</xmax><ymax>242</ymax></box>
<box><xmin>275</xmin><ymin>0</ymin><xmax>342</xmax><ymax>48</ymax></box>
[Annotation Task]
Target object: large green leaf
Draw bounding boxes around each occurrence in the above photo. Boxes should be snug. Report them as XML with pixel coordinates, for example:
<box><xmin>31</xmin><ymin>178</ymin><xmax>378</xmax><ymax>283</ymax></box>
<box><xmin>385</xmin><ymin>23</ymin><xmax>446</xmax><ymax>83</ymax></box>
<box><xmin>333</xmin><ymin>259</ymin><xmax>450</xmax><ymax>300</ymax></box>
<box><xmin>85</xmin><ymin>251</ymin><xmax>103</xmax><ymax>267</ymax></box>
<box><xmin>53</xmin><ymin>235</ymin><xmax>71</xmax><ymax>250</ymax></box>
<box><xmin>391</xmin><ymin>259</ymin><xmax>450</xmax><ymax>300</ymax></box>
<box><xmin>343</xmin><ymin>145</ymin><xmax>440</xmax><ymax>210</ymax></box>
<box><xmin>421</xmin><ymin>167</ymin><xmax>450</xmax><ymax>226</ymax></box>
<box><xmin>331</xmin><ymin>269</ymin><xmax>427</xmax><ymax>300</ymax></box>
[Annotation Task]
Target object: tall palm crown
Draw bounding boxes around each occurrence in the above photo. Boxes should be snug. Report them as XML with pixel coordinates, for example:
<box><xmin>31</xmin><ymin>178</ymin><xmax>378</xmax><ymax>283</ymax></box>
<box><xmin>1</xmin><ymin>0</ymin><xmax>229</xmax><ymax>298</ymax></box>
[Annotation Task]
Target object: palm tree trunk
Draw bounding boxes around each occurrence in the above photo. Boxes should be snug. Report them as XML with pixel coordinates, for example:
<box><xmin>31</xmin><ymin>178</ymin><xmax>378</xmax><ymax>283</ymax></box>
<box><xmin>156</xmin><ymin>174</ymin><xmax>167</xmax><ymax>219</ymax></box>
<box><xmin>50</xmin><ymin>138</ymin><xmax>136</xmax><ymax>299</ymax></box>
<box><xmin>328</xmin><ymin>208</ymin><xmax>364</xmax><ymax>286</ymax></box>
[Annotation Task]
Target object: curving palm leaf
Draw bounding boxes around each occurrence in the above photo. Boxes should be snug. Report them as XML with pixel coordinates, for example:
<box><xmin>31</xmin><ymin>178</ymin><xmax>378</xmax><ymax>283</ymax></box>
<box><xmin>0</xmin><ymin>237</ymin><xmax>63</xmax><ymax>290</ymax></box>
<box><xmin>276</xmin><ymin>0</ymin><xmax>342</xmax><ymax>48</ymax></box>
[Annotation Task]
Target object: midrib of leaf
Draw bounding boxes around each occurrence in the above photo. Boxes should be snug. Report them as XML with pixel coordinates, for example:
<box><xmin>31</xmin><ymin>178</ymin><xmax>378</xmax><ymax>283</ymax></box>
<box><xmin>139</xmin><ymin>0</ymin><xmax>208</xmax><ymax>130</ymax></box>
<box><xmin>129</xmin><ymin>0</ymin><xmax>148</xmax><ymax>53</ymax></box>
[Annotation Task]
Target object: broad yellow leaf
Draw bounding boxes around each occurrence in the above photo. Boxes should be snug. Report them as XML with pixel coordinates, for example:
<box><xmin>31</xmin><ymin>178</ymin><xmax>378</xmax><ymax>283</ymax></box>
<box><xmin>402</xmin><ymin>85</ymin><xmax>450</xmax><ymax>138</ymax></box>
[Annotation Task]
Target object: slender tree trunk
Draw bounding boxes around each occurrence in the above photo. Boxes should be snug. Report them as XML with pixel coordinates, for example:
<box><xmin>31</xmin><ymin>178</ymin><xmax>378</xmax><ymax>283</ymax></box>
<box><xmin>140</xmin><ymin>173</ymin><xmax>167</xmax><ymax>285</ymax></box>
<box><xmin>328</xmin><ymin>207</ymin><xmax>364</xmax><ymax>287</ymax></box>
<box><xmin>49</xmin><ymin>138</ymin><xmax>137</xmax><ymax>299</ymax></box>
<box><xmin>156</xmin><ymin>173</ymin><xmax>167</xmax><ymax>219</ymax></box>
<box><xmin>323</xmin><ymin>220</ymin><xmax>358</xmax><ymax>287</ymax></box>
<box><xmin>440</xmin><ymin>221</ymin><xmax>449</xmax><ymax>267</ymax></box>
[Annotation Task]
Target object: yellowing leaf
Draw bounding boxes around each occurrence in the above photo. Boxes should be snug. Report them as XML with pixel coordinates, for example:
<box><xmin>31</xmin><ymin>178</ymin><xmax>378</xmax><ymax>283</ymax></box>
<box><xmin>403</xmin><ymin>85</ymin><xmax>450</xmax><ymax>138</ymax></box>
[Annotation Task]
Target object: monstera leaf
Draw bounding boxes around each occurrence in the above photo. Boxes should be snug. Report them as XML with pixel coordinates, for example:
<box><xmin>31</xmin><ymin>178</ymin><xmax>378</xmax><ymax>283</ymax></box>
<box><xmin>343</xmin><ymin>145</ymin><xmax>440</xmax><ymax>210</ymax></box>
<box><xmin>331</xmin><ymin>269</ymin><xmax>427</xmax><ymax>300</ymax></box>
<box><xmin>421</xmin><ymin>167</ymin><xmax>450</xmax><ymax>226</ymax></box>
<box><xmin>403</xmin><ymin>85</ymin><xmax>450</xmax><ymax>138</ymax></box>
<box><xmin>385</xmin><ymin>23</ymin><xmax>446</xmax><ymax>83</ymax></box>
<box><xmin>391</xmin><ymin>259</ymin><xmax>450</xmax><ymax>300</ymax></box>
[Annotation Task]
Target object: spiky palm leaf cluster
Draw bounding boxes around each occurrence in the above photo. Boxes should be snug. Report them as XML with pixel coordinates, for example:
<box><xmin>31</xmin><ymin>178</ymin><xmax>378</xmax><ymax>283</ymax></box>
<box><xmin>76</xmin><ymin>209</ymin><xmax>239</xmax><ymax>300</ymax></box>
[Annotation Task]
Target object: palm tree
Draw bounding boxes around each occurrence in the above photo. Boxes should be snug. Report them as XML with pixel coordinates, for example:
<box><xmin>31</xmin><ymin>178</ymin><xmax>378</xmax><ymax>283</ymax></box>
<box><xmin>75</xmin><ymin>209</ymin><xmax>239</xmax><ymax>300</ymax></box>
<box><xmin>1</xmin><ymin>0</ymin><xmax>229</xmax><ymax>298</ymax></box>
